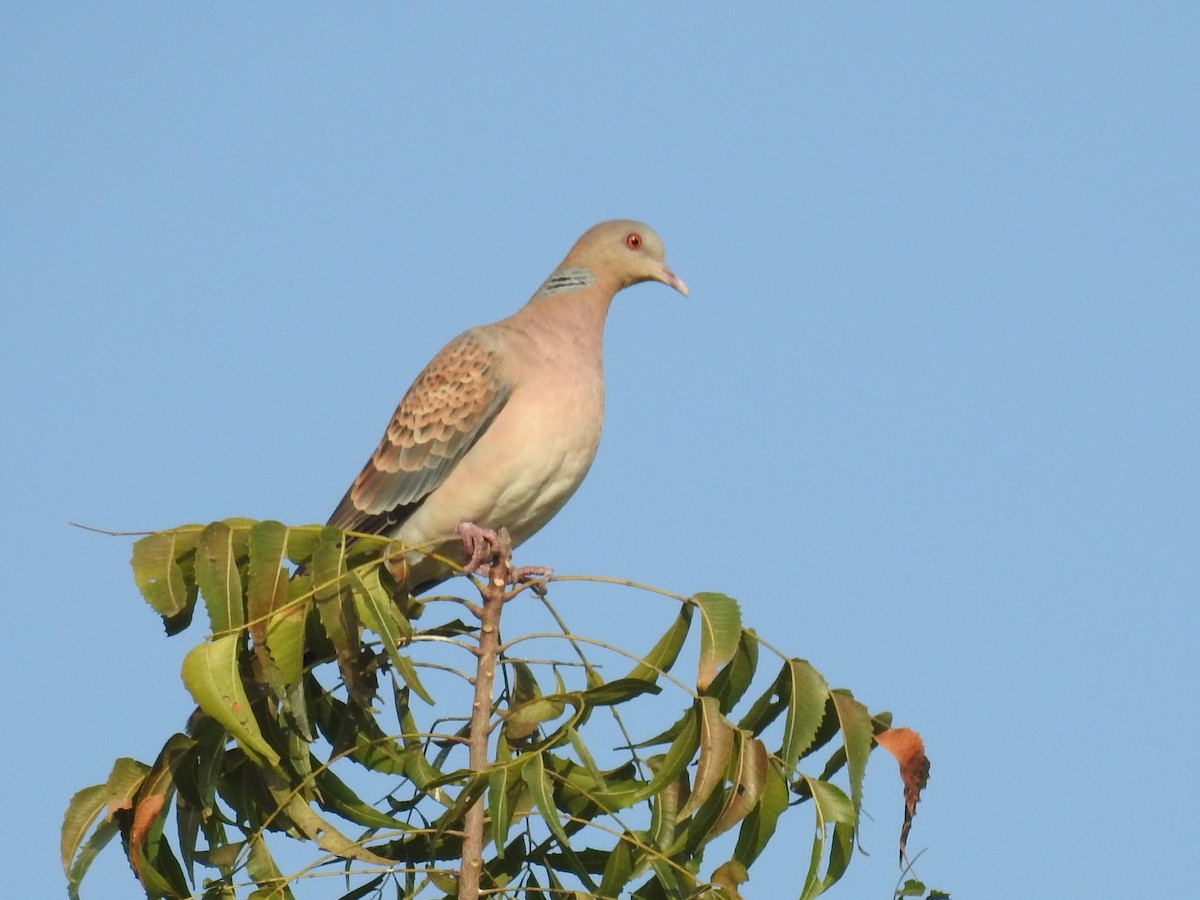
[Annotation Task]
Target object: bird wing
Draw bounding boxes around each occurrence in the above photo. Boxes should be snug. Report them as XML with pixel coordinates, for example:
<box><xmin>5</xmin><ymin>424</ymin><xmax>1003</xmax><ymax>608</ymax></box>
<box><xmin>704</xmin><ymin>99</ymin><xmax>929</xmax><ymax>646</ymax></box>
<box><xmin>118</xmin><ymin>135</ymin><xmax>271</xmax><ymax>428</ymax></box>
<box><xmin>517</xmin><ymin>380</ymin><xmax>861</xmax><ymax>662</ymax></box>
<box><xmin>327</xmin><ymin>329</ymin><xmax>512</xmax><ymax>535</ymax></box>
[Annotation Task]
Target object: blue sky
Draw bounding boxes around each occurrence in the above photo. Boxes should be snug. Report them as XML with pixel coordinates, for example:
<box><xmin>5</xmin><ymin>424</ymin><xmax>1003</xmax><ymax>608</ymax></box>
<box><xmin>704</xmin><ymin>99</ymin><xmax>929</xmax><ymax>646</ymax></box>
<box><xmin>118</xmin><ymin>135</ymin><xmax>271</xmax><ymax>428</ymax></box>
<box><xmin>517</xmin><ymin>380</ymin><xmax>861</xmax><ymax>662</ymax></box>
<box><xmin>3</xmin><ymin>4</ymin><xmax>1197</xmax><ymax>898</ymax></box>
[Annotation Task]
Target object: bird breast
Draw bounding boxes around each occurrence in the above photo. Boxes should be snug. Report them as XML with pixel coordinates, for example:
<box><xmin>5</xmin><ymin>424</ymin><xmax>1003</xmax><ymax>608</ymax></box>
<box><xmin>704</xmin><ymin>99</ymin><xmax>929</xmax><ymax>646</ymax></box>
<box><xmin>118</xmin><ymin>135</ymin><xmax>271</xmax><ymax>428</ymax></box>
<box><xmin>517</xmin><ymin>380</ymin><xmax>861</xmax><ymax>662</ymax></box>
<box><xmin>393</xmin><ymin>339</ymin><xmax>606</xmax><ymax>551</ymax></box>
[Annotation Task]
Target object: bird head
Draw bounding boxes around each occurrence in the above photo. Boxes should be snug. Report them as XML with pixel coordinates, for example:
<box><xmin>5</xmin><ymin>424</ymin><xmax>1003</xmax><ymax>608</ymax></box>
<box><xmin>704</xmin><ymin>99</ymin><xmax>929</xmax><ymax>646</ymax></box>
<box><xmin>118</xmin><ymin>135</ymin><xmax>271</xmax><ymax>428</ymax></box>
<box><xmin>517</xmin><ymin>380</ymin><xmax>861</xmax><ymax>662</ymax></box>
<box><xmin>567</xmin><ymin>219</ymin><xmax>689</xmax><ymax>297</ymax></box>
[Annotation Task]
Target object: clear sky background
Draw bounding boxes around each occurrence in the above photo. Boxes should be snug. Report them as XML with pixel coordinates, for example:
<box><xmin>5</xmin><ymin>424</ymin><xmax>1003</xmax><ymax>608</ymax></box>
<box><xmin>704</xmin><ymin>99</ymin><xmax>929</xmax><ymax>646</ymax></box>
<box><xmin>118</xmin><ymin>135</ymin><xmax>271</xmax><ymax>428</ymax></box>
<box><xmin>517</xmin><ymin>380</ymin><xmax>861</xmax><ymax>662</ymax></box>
<box><xmin>3</xmin><ymin>4</ymin><xmax>1197</xmax><ymax>898</ymax></box>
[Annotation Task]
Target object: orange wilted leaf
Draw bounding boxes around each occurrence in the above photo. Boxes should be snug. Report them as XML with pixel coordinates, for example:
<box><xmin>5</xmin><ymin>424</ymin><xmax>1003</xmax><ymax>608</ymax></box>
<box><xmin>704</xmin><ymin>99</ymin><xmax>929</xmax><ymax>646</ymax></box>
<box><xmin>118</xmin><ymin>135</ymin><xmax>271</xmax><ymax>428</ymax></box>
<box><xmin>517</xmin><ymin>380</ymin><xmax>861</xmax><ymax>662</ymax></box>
<box><xmin>874</xmin><ymin>727</ymin><xmax>929</xmax><ymax>863</ymax></box>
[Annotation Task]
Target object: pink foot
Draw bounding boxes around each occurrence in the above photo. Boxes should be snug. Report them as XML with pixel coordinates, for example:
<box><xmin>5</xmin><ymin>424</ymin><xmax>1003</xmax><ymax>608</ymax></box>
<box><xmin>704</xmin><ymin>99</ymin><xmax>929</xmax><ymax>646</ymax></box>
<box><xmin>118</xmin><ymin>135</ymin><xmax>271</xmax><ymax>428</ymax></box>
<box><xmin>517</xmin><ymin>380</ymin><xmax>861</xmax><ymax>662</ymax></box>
<box><xmin>454</xmin><ymin>522</ymin><xmax>504</xmax><ymax>575</ymax></box>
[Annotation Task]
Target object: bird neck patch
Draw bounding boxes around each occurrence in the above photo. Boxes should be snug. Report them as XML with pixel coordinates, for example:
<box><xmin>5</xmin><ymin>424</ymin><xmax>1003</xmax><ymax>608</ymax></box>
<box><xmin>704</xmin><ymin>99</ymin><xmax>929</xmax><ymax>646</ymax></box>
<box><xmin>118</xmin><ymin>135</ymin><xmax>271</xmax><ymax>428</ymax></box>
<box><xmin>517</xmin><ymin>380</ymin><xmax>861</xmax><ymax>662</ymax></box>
<box><xmin>535</xmin><ymin>266</ymin><xmax>596</xmax><ymax>298</ymax></box>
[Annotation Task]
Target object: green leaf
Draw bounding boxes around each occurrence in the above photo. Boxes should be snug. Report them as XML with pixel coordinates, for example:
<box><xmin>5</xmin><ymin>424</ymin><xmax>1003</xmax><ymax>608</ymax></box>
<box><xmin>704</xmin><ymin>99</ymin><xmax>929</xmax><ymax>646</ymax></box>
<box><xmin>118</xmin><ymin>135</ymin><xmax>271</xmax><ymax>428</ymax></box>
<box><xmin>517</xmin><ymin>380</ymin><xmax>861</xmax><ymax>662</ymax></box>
<box><xmin>626</xmin><ymin>604</ymin><xmax>694</xmax><ymax>682</ymax></box>
<box><xmin>312</xmin><ymin>689</ymin><xmax>408</xmax><ymax>775</ymax></box>
<box><xmin>798</xmin><ymin>778</ymin><xmax>857</xmax><ymax>900</ymax></box>
<box><xmin>598</xmin><ymin>833</ymin><xmax>636</xmax><ymax>898</ymax></box>
<box><xmin>580</xmin><ymin>677</ymin><xmax>662</xmax><ymax>707</ymax></box>
<box><xmin>831</xmin><ymin>689</ymin><xmax>872</xmax><ymax>822</ymax></box>
<box><xmin>333</xmin><ymin>874</ymin><xmax>385</xmax><ymax>900</ymax></box>
<box><xmin>781</xmin><ymin>659</ymin><xmax>829</xmax><ymax>772</ymax></box>
<box><xmin>522</xmin><ymin>752</ymin><xmax>568</xmax><ymax>846</ymax></box>
<box><xmin>311</xmin><ymin>528</ymin><xmax>366</xmax><ymax>703</ymax></box>
<box><xmin>350</xmin><ymin>566</ymin><xmax>428</xmax><ymax>702</ymax></box>
<box><xmin>693</xmin><ymin>593</ymin><xmax>742</xmax><ymax>690</ymax></box>
<box><xmin>245</xmin><ymin>833</ymin><xmax>296</xmax><ymax>900</ymax></box>
<box><xmin>636</xmin><ymin>703</ymin><xmax>701</xmax><ymax>801</ymax></box>
<box><xmin>487</xmin><ymin>737</ymin><xmax>519</xmax><ymax>855</ymax></box>
<box><xmin>312</xmin><ymin>764</ymin><xmax>414</xmax><ymax>832</ymax></box>
<box><xmin>66</xmin><ymin>817</ymin><xmax>118</xmax><ymax>900</ymax></box>
<box><xmin>61</xmin><ymin>783</ymin><xmax>107</xmax><ymax>876</ymax></box>
<box><xmin>706</xmin><ymin>628</ymin><xmax>759</xmax><ymax>714</ymax></box>
<box><xmin>131</xmin><ymin>527</ymin><xmax>202</xmax><ymax>632</ymax></box>
<box><xmin>194</xmin><ymin>521</ymin><xmax>246</xmax><ymax>636</ymax></box>
<box><xmin>181</xmin><ymin>634</ymin><xmax>279</xmax><ymax>766</ymax></box>
<box><xmin>62</xmin><ymin>783</ymin><xmax>119</xmax><ymax>899</ymax></box>
<box><xmin>102</xmin><ymin>757</ymin><xmax>151</xmax><ymax>817</ymax></box>
<box><xmin>246</xmin><ymin>520</ymin><xmax>290</xmax><ymax>650</ymax></box>
<box><xmin>263</xmin><ymin>769</ymin><xmax>392</xmax><ymax>866</ymax></box>
<box><xmin>710</xmin><ymin>860</ymin><xmax>749</xmax><ymax>896</ymax></box>
<box><xmin>676</xmin><ymin>696</ymin><xmax>734</xmax><ymax>822</ymax></box>
<box><xmin>505</xmin><ymin>695</ymin><xmax>568</xmax><ymax>742</ymax></box>
<box><xmin>737</xmin><ymin>663</ymin><xmax>789</xmax><ymax>735</ymax></box>
<box><xmin>264</xmin><ymin>581</ymin><xmax>308</xmax><ymax>696</ymax></box>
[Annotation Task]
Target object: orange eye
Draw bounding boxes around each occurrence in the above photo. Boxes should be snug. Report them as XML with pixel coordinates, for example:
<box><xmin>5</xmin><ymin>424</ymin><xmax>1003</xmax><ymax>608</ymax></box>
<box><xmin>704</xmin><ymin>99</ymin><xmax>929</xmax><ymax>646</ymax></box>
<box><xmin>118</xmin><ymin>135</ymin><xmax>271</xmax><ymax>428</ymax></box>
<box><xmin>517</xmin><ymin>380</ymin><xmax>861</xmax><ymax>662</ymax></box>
<box><xmin>625</xmin><ymin>232</ymin><xmax>642</xmax><ymax>250</ymax></box>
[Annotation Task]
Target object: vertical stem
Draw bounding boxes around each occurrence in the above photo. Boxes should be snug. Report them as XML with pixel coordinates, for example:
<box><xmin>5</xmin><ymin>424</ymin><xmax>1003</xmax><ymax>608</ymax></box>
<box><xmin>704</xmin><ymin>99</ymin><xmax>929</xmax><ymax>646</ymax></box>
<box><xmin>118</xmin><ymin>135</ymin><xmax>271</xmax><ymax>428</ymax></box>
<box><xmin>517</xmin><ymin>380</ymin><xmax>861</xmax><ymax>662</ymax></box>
<box><xmin>458</xmin><ymin>551</ymin><xmax>511</xmax><ymax>900</ymax></box>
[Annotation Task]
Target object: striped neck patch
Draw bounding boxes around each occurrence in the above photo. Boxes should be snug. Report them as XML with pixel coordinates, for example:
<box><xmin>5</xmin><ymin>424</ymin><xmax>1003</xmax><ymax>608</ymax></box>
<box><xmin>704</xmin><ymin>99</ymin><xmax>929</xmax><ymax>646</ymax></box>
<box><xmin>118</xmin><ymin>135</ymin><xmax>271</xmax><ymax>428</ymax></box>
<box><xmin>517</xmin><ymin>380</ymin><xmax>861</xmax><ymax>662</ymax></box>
<box><xmin>535</xmin><ymin>266</ymin><xmax>595</xmax><ymax>297</ymax></box>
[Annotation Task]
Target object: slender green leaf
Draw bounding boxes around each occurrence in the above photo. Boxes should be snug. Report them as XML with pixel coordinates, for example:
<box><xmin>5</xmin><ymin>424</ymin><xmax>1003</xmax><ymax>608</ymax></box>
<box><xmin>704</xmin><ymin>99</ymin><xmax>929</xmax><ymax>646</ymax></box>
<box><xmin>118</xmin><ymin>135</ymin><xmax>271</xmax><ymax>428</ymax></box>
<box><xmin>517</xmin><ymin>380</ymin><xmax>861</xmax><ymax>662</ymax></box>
<box><xmin>311</xmin><ymin>528</ymin><xmax>367</xmax><ymax>703</ymax></box>
<box><xmin>265</xmin><ymin>583</ymin><xmax>307</xmax><ymax>696</ymax></box>
<box><xmin>737</xmin><ymin>662</ymin><xmax>789</xmax><ymax>735</ymax></box>
<box><xmin>647</xmin><ymin>756</ymin><xmax>686</xmax><ymax>855</ymax></box>
<box><xmin>522</xmin><ymin>753</ymin><xmax>568</xmax><ymax>846</ymax></box>
<box><xmin>61</xmin><ymin>783</ymin><xmax>107</xmax><ymax>876</ymax></box>
<box><xmin>313</xmin><ymin>764</ymin><xmax>414</xmax><ymax>832</ymax></box>
<box><xmin>194</xmin><ymin>521</ymin><xmax>246</xmax><ymax>636</ymax></box>
<box><xmin>66</xmin><ymin>817</ymin><xmax>118</xmax><ymax>900</ymax></box>
<box><xmin>626</xmin><ymin>604</ymin><xmax>694</xmax><ymax>682</ymax></box>
<box><xmin>62</xmin><ymin>783</ymin><xmax>117</xmax><ymax>900</ymax></box>
<box><xmin>245</xmin><ymin>833</ymin><xmax>296</xmax><ymax>900</ymax></box>
<box><xmin>598</xmin><ymin>833</ymin><xmax>636</xmax><ymax>898</ymax></box>
<box><xmin>707</xmin><ymin>629</ymin><xmax>759</xmax><ymax>714</ymax></box>
<box><xmin>636</xmin><ymin>704</ymin><xmax>701</xmax><ymax>801</ymax></box>
<box><xmin>334</xmin><ymin>874</ymin><xmax>386</xmax><ymax>900</ymax></box>
<box><xmin>351</xmin><ymin>566</ymin><xmax>428</xmax><ymax>703</ymax></box>
<box><xmin>831</xmin><ymin>689</ymin><xmax>872</xmax><ymax>821</ymax></box>
<box><xmin>798</xmin><ymin>778</ymin><xmax>857</xmax><ymax>900</ymax></box>
<box><xmin>264</xmin><ymin>769</ymin><xmax>392</xmax><ymax>866</ymax></box>
<box><xmin>487</xmin><ymin>737</ymin><xmax>519</xmax><ymax>856</ymax></box>
<box><xmin>181</xmin><ymin>634</ymin><xmax>279</xmax><ymax>766</ymax></box>
<box><xmin>246</xmin><ymin>520</ymin><xmax>289</xmax><ymax>648</ymax></box>
<box><xmin>580</xmin><ymin>677</ymin><xmax>662</xmax><ymax>707</ymax></box>
<box><xmin>693</xmin><ymin>593</ymin><xmax>742</xmax><ymax>690</ymax></box>
<box><xmin>781</xmin><ymin>659</ymin><xmax>829</xmax><ymax>771</ymax></box>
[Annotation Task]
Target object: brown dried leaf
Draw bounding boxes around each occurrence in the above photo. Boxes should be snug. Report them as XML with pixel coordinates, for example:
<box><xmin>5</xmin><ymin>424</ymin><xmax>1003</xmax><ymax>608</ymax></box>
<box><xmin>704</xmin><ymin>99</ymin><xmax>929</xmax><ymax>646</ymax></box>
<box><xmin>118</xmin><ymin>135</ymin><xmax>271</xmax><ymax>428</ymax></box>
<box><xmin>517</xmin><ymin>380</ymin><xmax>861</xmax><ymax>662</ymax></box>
<box><xmin>874</xmin><ymin>726</ymin><xmax>929</xmax><ymax>863</ymax></box>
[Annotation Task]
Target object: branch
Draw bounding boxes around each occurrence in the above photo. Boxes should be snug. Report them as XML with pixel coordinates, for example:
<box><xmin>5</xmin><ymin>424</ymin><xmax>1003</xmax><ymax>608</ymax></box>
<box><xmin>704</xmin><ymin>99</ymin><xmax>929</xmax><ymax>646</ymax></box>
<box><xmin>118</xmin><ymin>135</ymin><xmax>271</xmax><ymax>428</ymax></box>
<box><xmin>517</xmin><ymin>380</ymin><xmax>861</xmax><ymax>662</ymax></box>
<box><xmin>458</xmin><ymin>538</ymin><xmax>513</xmax><ymax>900</ymax></box>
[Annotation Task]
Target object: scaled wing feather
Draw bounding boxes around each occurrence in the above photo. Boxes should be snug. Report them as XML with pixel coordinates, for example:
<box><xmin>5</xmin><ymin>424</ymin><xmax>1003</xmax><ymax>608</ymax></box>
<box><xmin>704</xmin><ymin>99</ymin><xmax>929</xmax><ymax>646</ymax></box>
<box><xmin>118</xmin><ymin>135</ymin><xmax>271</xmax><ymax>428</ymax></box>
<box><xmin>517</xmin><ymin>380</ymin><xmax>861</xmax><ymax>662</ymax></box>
<box><xmin>327</xmin><ymin>331</ymin><xmax>511</xmax><ymax>534</ymax></box>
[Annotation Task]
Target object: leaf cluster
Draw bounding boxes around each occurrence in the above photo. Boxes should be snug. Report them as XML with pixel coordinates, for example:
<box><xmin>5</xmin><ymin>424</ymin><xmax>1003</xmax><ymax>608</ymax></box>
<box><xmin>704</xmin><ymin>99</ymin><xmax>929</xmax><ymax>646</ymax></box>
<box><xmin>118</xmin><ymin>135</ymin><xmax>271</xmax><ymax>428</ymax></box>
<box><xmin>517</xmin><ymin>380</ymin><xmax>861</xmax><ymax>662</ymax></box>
<box><xmin>63</xmin><ymin>520</ymin><xmax>940</xmax><ymax>900</ymax></box>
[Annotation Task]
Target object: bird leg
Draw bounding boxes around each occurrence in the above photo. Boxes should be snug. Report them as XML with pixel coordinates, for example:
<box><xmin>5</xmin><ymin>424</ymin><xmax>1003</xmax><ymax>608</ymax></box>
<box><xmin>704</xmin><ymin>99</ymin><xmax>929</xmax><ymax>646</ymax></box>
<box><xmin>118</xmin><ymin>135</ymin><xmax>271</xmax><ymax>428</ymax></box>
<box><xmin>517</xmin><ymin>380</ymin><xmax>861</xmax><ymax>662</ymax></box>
<box><xmin>455</xmin><ymin>522</ymin><xmax>506</xmax><ymax>575</ymax></box>
<box><xmin>455</xmin><ymin>522</ymin><xmax>553</xmax><ymax>594</ymax></box>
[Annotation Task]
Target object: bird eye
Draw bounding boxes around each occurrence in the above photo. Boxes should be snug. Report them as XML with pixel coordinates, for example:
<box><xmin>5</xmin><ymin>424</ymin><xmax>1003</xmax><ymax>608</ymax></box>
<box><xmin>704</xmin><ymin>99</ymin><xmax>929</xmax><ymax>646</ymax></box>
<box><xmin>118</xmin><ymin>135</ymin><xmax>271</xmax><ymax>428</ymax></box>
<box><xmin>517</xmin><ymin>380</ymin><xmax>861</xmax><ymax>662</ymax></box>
<box><xmin>625</xmin><ymin>232</ymin><xmax>642</xmax><ymax>250</ymax></box>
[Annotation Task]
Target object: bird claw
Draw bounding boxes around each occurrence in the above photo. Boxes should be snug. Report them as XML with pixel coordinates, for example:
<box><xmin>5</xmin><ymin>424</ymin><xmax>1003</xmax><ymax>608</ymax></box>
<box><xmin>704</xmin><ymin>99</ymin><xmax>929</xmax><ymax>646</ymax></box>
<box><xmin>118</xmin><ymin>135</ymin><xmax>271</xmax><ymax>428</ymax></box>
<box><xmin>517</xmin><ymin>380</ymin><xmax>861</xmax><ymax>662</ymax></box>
<box><xmin>454</xmin><ymin>523</ymin><xmax>552</xmax><ymax>594</ymax></box>
<box><xmin>512</xmin><ymin>566</ymin><xmax>553</xmax><ymax>597</ymax></box>
<box><xmin>455</xmin><ymin>522</ymin><xmax>504</xmax><ymax>575</ymax></box>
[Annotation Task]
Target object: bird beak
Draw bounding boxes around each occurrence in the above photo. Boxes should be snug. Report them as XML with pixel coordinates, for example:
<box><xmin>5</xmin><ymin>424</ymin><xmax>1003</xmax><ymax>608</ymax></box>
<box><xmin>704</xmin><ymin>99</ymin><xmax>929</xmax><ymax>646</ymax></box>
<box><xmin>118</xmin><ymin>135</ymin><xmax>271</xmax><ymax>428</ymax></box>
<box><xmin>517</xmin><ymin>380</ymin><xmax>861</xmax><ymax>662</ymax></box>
<box><xmin>659</xmin><ymin>263</ymin><xmax>689</xmax><ymax>297</ymax></box>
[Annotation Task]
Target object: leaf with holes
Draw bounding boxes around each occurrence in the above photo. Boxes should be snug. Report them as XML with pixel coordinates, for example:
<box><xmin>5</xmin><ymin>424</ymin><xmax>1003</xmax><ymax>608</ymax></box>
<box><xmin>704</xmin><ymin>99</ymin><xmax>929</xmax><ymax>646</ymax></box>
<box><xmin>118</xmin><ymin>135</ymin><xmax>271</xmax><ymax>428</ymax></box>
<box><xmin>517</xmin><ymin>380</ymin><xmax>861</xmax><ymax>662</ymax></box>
<box><xmin>181</xmin><ymin>634</ymin><xmax>279</xmax><ymax>766</ymax></box>
<box><xmin>131</xmin><ymin>527</ymin><xmax>202</xmax><ymax>631</ymax></box>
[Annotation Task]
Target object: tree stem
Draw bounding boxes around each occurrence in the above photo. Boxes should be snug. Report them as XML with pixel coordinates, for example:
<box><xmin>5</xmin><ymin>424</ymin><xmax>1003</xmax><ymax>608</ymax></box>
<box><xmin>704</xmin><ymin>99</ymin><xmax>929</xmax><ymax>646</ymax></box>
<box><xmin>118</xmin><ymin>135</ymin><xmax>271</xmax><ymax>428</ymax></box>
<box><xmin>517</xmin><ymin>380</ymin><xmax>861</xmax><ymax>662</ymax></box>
<box><xmin>458</xmin><ymin>545</ymin><xmax>511</xmax><ymax>900</ymax></box>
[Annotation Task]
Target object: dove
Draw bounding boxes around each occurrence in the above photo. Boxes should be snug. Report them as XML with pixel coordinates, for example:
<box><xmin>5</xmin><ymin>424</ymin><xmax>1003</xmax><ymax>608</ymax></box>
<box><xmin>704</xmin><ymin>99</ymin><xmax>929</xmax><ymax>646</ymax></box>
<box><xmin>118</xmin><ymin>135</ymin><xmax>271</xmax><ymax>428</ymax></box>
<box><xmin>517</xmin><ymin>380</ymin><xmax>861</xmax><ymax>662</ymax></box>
<box><xmin>326</xmin><ymin>220</ymin><xmax>687</xmax><ymax>593</ymax></box>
